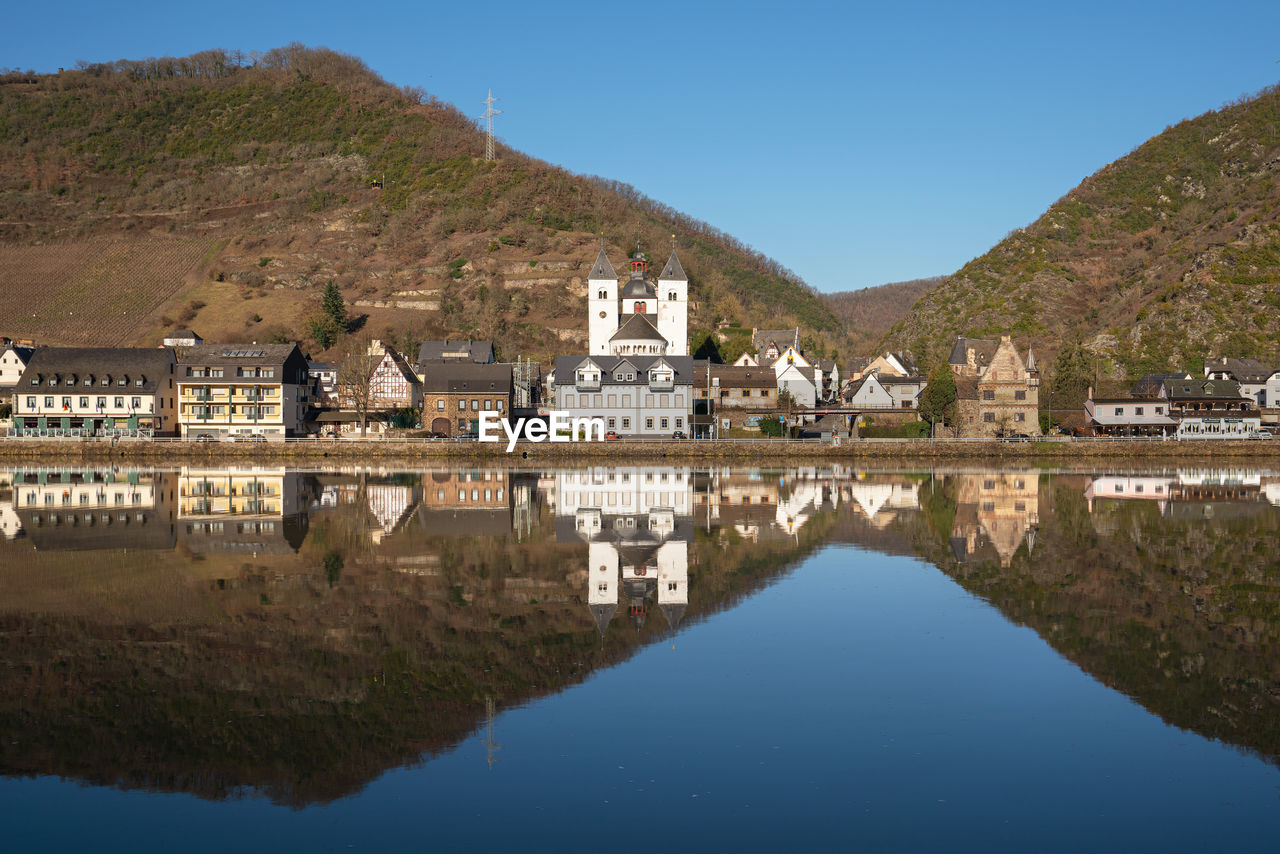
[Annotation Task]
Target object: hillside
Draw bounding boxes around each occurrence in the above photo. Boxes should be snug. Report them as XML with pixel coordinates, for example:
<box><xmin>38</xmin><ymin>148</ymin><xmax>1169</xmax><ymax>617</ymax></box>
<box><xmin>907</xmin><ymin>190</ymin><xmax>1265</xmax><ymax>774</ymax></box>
<box><xmin>0</xmin><ymin>46</ymin><xmax>840</xmax><ymax>361</ymax></box>
<box><xmin>822</xmin><ymin>277</ymin><xmax>940</xmax><ymax>353</ymax></box>
<box><xmin>884</xmin><ymin>83</ymin><xmax>1280</xmax><ymax>381</ymax></box>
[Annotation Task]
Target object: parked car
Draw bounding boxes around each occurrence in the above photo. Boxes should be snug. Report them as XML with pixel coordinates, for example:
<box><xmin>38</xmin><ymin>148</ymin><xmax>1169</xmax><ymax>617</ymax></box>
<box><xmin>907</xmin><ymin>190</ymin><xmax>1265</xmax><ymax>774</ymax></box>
<box><xmin>604</xmin><ymin>431</ymin><xmax>620</xmax><ymax>440</ymax></box>
<box><xmin>233</xmin><ymin>434</ymin><xmax>266</xmax><ymax>443</ymax></box>
<box><xmin>672</xmin><ymin>430</ymin><xmax>687</xmax><ymax>439</ymax></box>
<box><xmin>194</xmin><ymin>433</ymin><xmax>215</xmax><ymax>443</ymax></box>
<box><xmin>999</xmin><ymin>433</ymin><xmax>1032</xmax><ymax>443</ymax></box>
<box><xmin>1247</xmin><ymin>430</ymin><xmax>1273</xmax><ymax>440</ymax></box>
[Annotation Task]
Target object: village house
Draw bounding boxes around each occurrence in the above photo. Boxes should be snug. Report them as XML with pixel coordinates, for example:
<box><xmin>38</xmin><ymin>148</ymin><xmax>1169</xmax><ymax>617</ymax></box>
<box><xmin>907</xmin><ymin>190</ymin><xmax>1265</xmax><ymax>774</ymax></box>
<box><xmin>0</xmin><ymin>338</ymin><xmax>36</xmax><ymax>408</ymax></box>
<box><xmin>555</xmin><ymin>355</ymin><xmax>693</xmax><ymax>438</ymax></box>
<box><xmin>13</xmin><ymin>347</ymin><xmax>178</xmax><ymax>437</ymax></box>
<box><xmin>177</xmin><ymin>343</ymin><xmax>311</xmax><ymax>441</ymax></box>
<box><xmin>950</xmin><ymin>335</ymin><xmax>1040</xmax><ymax>438</ymax></box>
<box><xmin>692</xmin><ymin>362</ymin><xmax>778</xmax><ymax>434</ymax></box>
<box><xmin>770</xmin><ymin>345</ymin><xmax>817</xmax><ymax>408</ymax></box>
<box><xmin>1159</xmin><ymin>376</ymin><xmax>1260</xmax><ymax>439</ymax></box>
<box><xmin>420</xmin><ymin>362</ymin><xmax>513</xmax><ymax>437</ymax></box>
<box><xmin>362</xmin><ymin>340</ymin><xmax>422</xmax><ymax>411</ymax></box>
<box><xmin>1084</xmin><ymin>387</ymin><xmax>1177</xmax><ymax>436</ymax></box>
<box><xmin>1203</xmin><ymin>356</ymin><xmax>1280</xmax><ymax>423</ymax></box>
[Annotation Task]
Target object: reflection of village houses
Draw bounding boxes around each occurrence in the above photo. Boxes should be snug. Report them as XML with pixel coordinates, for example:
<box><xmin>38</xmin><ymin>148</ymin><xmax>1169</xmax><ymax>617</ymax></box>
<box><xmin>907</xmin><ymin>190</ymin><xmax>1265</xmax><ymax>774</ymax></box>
<box><xmin>840</xmin><ymin>475</ymin><xmax>922</xmax><ymax>529</ymax></box>
<box><xmin>176</xmin><ymin>467</ymin><xmax>312</xmax><ymax>554</ymax></box>
<box><xmin>419</xmin><ymin>470</ymin><xmax>514</xmax><ymax>537</ymax></box>
<box><xmin>1086</xmin><ymin>469</ymin><xmax>1267</xmax><ymax>521</ymax></box>
<box><xmin>9</xmin><ymin>467</ymin><xmax>175</xmax><ymax>550</ymax></box>
<box><xmin>950</xmin><ymin>471</ymin><xmax>1040</xmax><ymax>566</ymax></box>
<box><xmin>555</xmin><ymin>466</ymin><xmax>692</xmax><ymax>635</ymax></box>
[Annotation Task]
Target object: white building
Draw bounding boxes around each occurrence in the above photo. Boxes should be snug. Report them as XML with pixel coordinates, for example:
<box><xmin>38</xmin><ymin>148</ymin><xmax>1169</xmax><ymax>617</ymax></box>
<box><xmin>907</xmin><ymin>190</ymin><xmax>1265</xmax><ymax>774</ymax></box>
<box><xmin>588</xmin><ymin>248</ymin><xmax>688</xmax><ymax>357</ymax></box>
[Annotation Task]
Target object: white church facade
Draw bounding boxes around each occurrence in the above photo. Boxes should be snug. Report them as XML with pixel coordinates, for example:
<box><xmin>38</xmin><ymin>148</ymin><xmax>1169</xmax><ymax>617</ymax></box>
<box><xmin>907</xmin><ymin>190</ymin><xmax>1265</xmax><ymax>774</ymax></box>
<box><xmin>588</xmin><ymin>248</ymin><xmax>688</xmax><ymax>357</ymax></box>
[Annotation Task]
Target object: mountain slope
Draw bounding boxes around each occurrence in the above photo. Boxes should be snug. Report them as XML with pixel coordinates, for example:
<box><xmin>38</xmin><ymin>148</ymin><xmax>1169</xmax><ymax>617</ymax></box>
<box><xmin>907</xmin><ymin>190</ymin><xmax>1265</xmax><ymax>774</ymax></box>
<box><xmin>884</xmin><ymin>84</ymin><xmax>1280</xmax><ymax>378</ymax></box>
<box><xmin>0</xmin><ymin>46</ymin><xmax>840</xmax><ymax>359</ymax></box>
<box><xmin>822</xmin><ymin>277</ymin><xmax>940</xmax><ymax>353</ymax></box>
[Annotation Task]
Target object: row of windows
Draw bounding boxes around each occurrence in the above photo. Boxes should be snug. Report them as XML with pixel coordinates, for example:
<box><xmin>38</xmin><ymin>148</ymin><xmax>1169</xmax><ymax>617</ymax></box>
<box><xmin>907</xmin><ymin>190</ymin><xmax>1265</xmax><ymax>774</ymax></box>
<box><xmin>1113</xmin><ymin>406</ymin><xmax>1164</xmax><ymax>416</ymax></box>
<box><xmin>186</xmin><ymin>367</ymin><xmax>276</xmax><ymax>378</ymax></box>
<box><xmin>982</xmin><ymin>390</ymin><xmax>1028</xmax><ymax>401</ymax></box>
<box><xmin>982</xmin><ymin>412</ymin><xmax>1027</xmax><ymax>422</ymax></box>
<box><xmin>32</xmin><ymin>375</ymin><xmax>146</xmax><ymax>387</ymax></box>
<box><xmin>434</xmin><ymin>398</ymin><xmax>506</xmax><ymax>411</ymax></box>
<box><xmin>603</xmin><ymin>416</ymin><xmax>684</xmax><ymax>431</ymax></box>
<box><xmin>565</xmin><ymin>393</ymin><xmax>686</xmax><ymax>408</ymax></box>
<box><xmin>29</xmin><ymin>396</ymin><xmax>146</xmax><ymax>410</ymax></box>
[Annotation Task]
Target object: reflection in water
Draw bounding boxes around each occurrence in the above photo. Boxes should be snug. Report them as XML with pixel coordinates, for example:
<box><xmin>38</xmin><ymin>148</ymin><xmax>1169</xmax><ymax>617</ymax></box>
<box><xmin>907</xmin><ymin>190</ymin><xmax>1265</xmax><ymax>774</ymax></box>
<box><xmin>1</xmin><ymin>462</ymin><xmax>1279</xmax><ymax>809</ymax></box>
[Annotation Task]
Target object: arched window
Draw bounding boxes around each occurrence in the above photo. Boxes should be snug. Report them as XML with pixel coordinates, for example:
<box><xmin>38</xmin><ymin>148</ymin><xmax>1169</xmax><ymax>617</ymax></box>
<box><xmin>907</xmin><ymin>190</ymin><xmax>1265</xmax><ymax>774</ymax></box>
<box><xmin>598</xmin><ymin>290</ymin><xmax>608</xmax><ymax>299</ymax></box>
<box><xmin>634</xmin><ymin>301</ymin><xmax>646</xmax><ymax>313</ymax></box>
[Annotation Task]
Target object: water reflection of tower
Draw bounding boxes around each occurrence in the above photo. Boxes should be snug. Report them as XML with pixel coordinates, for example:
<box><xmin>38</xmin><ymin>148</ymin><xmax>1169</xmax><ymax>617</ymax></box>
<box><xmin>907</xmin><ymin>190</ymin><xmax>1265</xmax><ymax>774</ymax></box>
<box><xmin>556</xmin><ymin>466</ymin><xmax>692</xmax><ymax>637</ymax></box>
<box><xmin>950</xmin><ymin>472</ymin><xmax>1040</xmax><ymax>567</ymax></box>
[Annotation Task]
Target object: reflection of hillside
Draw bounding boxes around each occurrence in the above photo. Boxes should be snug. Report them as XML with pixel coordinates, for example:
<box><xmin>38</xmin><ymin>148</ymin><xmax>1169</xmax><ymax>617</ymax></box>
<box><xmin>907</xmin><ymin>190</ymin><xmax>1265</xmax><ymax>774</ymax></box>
<box><xmin>0</xmin><ymin>465</ymin><xmax>840</xmax><ymax>807</ymax></box>
<box><xmin>908</xmin><ymin>473</ymin><xmax>1280</xmax><ymax>767</ymax></box>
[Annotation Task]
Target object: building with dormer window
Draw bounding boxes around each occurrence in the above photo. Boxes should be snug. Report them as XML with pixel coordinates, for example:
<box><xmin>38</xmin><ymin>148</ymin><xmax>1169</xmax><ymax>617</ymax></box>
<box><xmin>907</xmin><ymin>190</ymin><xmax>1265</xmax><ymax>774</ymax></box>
<box><xmin>554</xmin><ymin>354</ymin><xmax>693</xmax><ymax>438</ymax></box>
<box><xmin>177</xmin><ymin>343</ymin><xmax>310</xmax><ymax>440</ymax></box>
<box><xmin>13</xmin><ymin>347</ymin><xmax>177</xmax><ymax>437</ymax></box>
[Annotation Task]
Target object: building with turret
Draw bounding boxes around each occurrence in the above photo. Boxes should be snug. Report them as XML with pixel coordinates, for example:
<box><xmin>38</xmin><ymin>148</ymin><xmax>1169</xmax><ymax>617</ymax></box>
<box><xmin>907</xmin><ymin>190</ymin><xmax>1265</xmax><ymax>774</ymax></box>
<box><xmin>588</xmin><ymin>248</ymin><xmax>688</xmax><ymax>357</ymax></box>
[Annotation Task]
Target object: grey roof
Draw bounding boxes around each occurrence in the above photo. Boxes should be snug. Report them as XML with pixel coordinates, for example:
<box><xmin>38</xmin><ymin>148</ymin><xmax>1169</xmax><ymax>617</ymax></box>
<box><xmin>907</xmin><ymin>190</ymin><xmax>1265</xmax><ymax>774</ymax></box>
<box><xmin>1164</xmin><ymin>378</ymin><xmax>1252</xmax><ymax>402</ymax></box>
<box><xmin>660</xmin><ymin>602</ymin><xmax>686</xmax><ymax>630</ymax></box>
<box><xmin>948</xmin><ymin>337</ymin><xmax>999</xmax><ymax>368</ymax></box>
<box><xmin>165</xmin><ymin>329</ymin><xmax>202</xmax><ymax>341</ymax></box>
<box><xmin>420</xmin><ymin>362</ymin><xmax>513</xmax><ymax>394</ymax></box>
<box><xmin>588</xmin><ymin>248</ymin><xmax>617</xmax><ymax>280</ymax></box>
<box><xmin>18</xmin><ymin>347</ymin><xmax>174</xmax><ymax>394</ymax></box>
<box><xmin>819</xmin><ymin>359</ymin><xmax>837</xmax><ymax>372</ymax></box>
<box><xmin>554</xmin><ymin>354</ymin><xmax>695</xmax><ymax>387</ymax></box>
<box><xmin>658</xmin><ymin>250</ymin><xmax>687</xmax><ymax>281</ymax></box>
<box><xmin>620</xmin><ymin>275</ymin><xmax>656</xmax><ymax>299</ymax></box>
<box><xmin>589</xmin><ymin>602</ymin><xmax>619</xmax><ymax>636</ymax></box>
<box><xmin>693</xmin><ymin>362</ymin><xmax>777</xmax><ymax>388</ymax></box>
<box><xmin>752</xmin><ymin>329</ymin><xmax>799</xmax><ymax>353</ymax></box>
<box><xmin>610</xmin><ymin>313</ymin><xmax>666</xmax><ymax>342</ymax></box>
<box><xmin>417</xmin><ymin>339</ymin><xmax>494</xmax><ymax>365</ymax></box>
<box><xmin>1132</xmin><ymin>372</ymin><xmax>1192</xmax><ymax>397</ymax></box>
<box><xmin>181</xmin><ymin>342</ymin><xmax>300</xmax><ymax>367</ymax></box>
<box><xmin>1205</xmin><ymin>356</ymin><xmax>1274</xmax><ymax>383</ymax></box>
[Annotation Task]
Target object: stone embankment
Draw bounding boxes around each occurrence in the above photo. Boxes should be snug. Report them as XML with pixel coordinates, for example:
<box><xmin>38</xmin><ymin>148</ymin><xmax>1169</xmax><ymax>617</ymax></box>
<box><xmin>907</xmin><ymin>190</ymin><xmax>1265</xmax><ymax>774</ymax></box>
<box><xmin>2</xmin><ymin>438</ymin><xmax>1280</xmax><ymax>464</ymax></box>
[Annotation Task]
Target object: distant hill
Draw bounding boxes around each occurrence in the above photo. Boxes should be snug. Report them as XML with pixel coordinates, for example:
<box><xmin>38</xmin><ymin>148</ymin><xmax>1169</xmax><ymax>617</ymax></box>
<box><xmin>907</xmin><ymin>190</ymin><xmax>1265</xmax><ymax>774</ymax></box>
<box><xmin>883</xmin><ymin>83</ymin><xmax>1280</xmax><ymax>379</ymax></box>
<box><xmin>0</xmin><ymin>45</ymin><xmax>840</xmax><ymax>360</ymax></box>
<box><xmin>822</xmin><ymin>277</ymin><xmax>940</xmax><ymax>354</ymax></box>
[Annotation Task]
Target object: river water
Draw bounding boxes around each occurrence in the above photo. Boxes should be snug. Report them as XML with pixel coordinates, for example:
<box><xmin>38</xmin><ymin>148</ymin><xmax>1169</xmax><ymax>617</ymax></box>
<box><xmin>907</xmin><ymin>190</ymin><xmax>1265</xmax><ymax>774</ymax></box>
<box><xmin>1</xmin><ymin>463</ymin><xmax>1278</xmax><ymax>851</ymax></box>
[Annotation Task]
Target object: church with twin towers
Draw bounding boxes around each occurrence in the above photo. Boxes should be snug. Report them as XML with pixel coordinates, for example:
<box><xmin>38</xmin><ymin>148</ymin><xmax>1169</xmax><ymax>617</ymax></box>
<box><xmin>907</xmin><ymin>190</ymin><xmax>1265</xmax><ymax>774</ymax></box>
<box><xmin>587</xmin><ymin>245</ymin><xmax>689</xmax><ymax>357</ymax></box>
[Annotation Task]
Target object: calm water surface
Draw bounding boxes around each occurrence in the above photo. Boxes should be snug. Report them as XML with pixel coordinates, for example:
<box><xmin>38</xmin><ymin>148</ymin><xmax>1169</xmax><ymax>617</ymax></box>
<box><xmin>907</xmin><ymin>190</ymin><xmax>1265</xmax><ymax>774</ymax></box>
<box><xmin>1</xmin><ymin>464</ymin><xmax>1278</xmax><ymax>851</ymax></box>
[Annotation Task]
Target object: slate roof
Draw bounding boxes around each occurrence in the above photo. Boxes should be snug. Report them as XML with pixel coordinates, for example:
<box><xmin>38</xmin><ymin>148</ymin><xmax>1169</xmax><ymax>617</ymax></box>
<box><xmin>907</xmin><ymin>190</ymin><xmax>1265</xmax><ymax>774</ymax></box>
<box><xmin>610</xmin><ymin>313</ymin><xmax>666</xmax><ymax>342</ymax></box>
<box><xmin>555</xmin><ymin>354</ymin><xmax>695</xmax><ymax>386</ymax></box>
<box><xmin>620</xmin><ymin>275</ymin><xmax>656</xmax><ymax>299</ymax></box>
<box><xmin>658</xmin><ymin>250</ymin><xmax>687</xmax><ymax>280</ymax></box>
<box><xmin>948</xmin><ymin>337</ymin><xmax>999</xmax><ymax>369</ymax></box>
<box><xmin>1132</xmin><ymin>372</ymin><xmax>1192</xmax><ymax>397</ymax></box>
<box><xmin>419</xmin><ymin>362</ymin><xmax>512</xmax><ymax>394</ymax></box>
<box><xmin>181</xmin><ymin>343</ymin><xmax>300</xmax><ymax>367</ymax></box>
<box><xmin>1204</xmin><ymin>356</ymin><xmax>1274</xmax><ymax>383</ymax></box>
<box><xmin>416</xmin><ymin>340</ymin><xmax>494</xmax><ymax>365</ymax></box>
<box><xmin>1163</xmin><ymin>378</ymin><xmax>1252</xmax><ymax>402</ymax></box>
<box><xmin>819</xmin><ymin>359</ymin><xmax>838</xmax><ymax>373</ymax></box>
<box><xmin>692</xmin><ymin>362</ymin><xmax>777</xmax><ymax>388</ymax></box>
<box><xmin>752</xmin><ymin>328</ymin><xmax>799</xmax><ymax>352</ymax></box>
<box><xmin>588</xmin><ymin>247</ymin><xmax>617</xmax><ymax>280</ymax></box>
<box><xmin>18</xmin><ymin>347</ymin><xmax>174</xmax><ymax>394</ymax></box>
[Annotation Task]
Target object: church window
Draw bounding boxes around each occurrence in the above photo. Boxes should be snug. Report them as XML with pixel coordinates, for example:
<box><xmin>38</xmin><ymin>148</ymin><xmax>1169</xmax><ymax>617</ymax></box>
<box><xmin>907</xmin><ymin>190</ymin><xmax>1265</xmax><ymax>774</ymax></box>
<box><xmin>598</xmin><ymin>290</ymin><xmax>607</xmax><ymax>299</ymax></box>
<box><xmin>634</xmin><ymin>302</ymin><xmax>646</xmax><ymax>313</ymax></box>
<box><xmin>668</xmin><ymin>291</ymin><xmax>677</xmax><ymax>300</ymax></box>
<box><xmin>599</xmin><ymin>311</ymin><xmax>606</xmax><ymax>319</ymax></box>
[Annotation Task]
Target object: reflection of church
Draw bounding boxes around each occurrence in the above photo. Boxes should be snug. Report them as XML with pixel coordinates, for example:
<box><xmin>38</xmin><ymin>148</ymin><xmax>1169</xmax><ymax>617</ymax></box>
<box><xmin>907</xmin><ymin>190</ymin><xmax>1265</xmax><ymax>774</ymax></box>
<box><xmin>555</xmin><ymin>467</ymin><xmax>692</xmax><ymax>635</ymax></box>
<box><xmin>950</xmin><ymin>472</ymin><xmax>1040</xmax><ymax>567</ymax></box>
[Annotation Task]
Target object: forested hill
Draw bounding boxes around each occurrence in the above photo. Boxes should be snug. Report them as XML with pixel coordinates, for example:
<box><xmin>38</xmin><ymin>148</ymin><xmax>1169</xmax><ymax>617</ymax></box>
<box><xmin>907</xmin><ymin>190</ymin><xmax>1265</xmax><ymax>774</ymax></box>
<box><xmin>822</xmin><ymin>277</ymin><xmax>940</xmax><ymax>353</ymax></box>
<box><xmin>882</xmin><ymin>83</ymin><xmax>1280</xmax><ymax>379</ymax></box>
<box><xmin>0</xmin><ymin>45</ymin><xmax>840</xmax><ymax>359</ymax></box>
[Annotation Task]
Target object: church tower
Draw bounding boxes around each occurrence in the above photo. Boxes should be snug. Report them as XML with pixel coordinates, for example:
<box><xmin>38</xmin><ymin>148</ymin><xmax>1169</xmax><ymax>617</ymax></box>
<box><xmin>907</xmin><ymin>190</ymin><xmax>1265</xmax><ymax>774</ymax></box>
<box><xmin>657</xmin><ymin>248</ymin><xmax>688</xmax><ymax>356</ymax></box>
<box><xmin>587</xmin><ymin>247</ymin><xmax>618</xmax><ymax>356</ymax></box>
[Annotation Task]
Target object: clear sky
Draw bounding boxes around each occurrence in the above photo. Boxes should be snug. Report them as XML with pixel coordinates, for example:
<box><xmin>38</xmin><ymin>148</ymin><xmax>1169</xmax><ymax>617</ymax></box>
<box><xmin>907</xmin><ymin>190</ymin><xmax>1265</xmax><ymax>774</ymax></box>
<box><xmin>4</xmin><ymin>0</ymin><xmax>1280</xmax><ymax>293</ymax></box>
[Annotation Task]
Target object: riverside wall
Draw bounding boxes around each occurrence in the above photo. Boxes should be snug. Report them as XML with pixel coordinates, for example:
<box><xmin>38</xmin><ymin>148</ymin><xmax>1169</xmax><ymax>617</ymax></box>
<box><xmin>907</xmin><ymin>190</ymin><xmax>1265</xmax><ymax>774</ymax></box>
<box><xmin>2</xmin><ymin>437</ymin><xmax>1280</xmax><ymax>464</ymax></box>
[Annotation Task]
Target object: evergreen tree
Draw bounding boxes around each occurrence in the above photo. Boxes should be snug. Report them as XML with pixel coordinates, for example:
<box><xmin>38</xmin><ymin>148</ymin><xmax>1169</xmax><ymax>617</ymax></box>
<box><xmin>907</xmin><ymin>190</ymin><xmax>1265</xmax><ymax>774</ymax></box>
<box><xmin>919</xmin><ymin>362</ymin><xmax>957</xmax><ymax>431</ymax></box>
<box><xmin>322</xmin><ymin>281</ymin><xmax>347</xmax><ymax>330</ymax></box>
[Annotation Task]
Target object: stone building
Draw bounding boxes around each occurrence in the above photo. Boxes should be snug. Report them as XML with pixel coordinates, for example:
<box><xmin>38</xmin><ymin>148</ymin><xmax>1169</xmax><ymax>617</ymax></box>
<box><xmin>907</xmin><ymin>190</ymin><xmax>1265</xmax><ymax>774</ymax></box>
<box><xmin>951</xmin><ymin>335</ymin><xmax>1040</xmax><ymax>437</ymax></box>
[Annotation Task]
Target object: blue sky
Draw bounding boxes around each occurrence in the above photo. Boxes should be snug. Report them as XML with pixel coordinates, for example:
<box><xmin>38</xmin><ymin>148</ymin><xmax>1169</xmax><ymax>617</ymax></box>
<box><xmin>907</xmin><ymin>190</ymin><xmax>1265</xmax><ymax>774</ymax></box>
<box><xmin>4</xmin><ymin>0</ymin><xmax>1279</xmax><ymax>293</ymax></box>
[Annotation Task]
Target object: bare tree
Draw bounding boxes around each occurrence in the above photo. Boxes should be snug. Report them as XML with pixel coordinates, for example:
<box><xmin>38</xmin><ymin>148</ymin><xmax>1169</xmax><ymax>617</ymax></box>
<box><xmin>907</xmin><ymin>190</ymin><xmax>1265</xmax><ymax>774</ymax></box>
<box><xmin>336</xmin><ymin>338</ymin><xmax>382</xmax><ymax>437</ymax></box>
